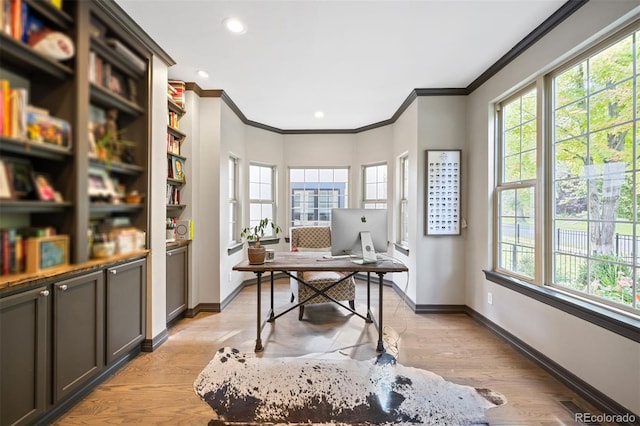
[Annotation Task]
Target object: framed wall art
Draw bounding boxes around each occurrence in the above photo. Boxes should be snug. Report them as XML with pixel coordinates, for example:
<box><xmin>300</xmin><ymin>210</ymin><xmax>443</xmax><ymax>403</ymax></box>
<box><xmin>425</xmin><ymin>149</ymin><xmax>461</xmax><ymax>236</ymax></box>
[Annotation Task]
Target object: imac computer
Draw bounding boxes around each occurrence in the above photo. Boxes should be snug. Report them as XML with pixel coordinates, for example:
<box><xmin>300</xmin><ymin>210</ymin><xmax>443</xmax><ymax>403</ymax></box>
<box><xmin>331</xmin><ymin>208</ymin><xmax>388</xmax><ymax>263</ymax></box>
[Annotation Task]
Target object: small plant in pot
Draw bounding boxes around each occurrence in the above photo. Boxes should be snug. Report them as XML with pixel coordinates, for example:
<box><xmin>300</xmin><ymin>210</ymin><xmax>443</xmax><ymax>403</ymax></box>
<box><xmin>241</xmin><ymin>218</ymin><xmax>282</xmax><ymax>264</ymax></box>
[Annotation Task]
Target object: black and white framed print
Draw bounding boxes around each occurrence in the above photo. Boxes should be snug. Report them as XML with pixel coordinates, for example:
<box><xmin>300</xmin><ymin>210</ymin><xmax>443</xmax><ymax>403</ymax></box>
<box><xmin>425</xmin><ymin>149</ymin><xmax>461</xmax><ymax>236</ymax></box>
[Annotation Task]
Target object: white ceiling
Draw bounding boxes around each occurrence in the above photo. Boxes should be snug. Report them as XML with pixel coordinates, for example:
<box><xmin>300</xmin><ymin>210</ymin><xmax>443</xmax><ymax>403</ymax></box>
<box><xmin>116</xmin><ymin>0</ymin><xmax>566</xmax><ymax>131</ymax></box>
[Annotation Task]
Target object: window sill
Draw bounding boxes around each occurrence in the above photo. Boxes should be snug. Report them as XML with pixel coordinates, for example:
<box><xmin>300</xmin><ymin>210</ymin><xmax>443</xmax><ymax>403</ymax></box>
<box><xmin>227</xmin><ymin>242</ymin><xmax>244</xmax><ymax>256</ymax></box>
<box><xmin>393</xmin><ymin>243</ymin><xmax>409</xmax><ymax>256</ymax></box>
<box><xmin>483</xmin><ymin>270</ymin><xmax>640</xmax><ymax>342</ymax></box>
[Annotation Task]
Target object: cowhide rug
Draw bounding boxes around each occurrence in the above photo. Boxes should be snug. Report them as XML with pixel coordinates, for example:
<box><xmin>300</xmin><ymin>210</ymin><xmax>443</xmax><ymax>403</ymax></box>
<box><xmin>194</xmin><ymin>348</ymin><xmax>506</xmax><ymax>425</ymax></box>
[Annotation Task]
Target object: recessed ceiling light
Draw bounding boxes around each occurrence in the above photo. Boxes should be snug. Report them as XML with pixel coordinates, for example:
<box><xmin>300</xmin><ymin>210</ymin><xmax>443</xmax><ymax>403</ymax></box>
<box><xmin>314</xmin><ymin>111</ymin><xmax>325</xmax><ymax>119</ymax></box>
<box><xmin>197</xmin><ymin>70</ymin><xmax>209</xmax><ymax>78</ymax></box>
<box><xmin>223</xmin><ymin>18</ymin><xmax>246</xmax><ymax>34</ymax></box>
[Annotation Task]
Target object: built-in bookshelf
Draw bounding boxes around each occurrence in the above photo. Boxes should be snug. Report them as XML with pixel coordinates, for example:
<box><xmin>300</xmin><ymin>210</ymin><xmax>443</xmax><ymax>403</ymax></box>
<box><xmin>0</xmin><ymin>0</ymin><xmax>150</xmax><ymax>274</ymax></box>
<box><xmin>166</xmin><ymin>80</ymin><xmax>186</xmax><ymax>242</ymax></box>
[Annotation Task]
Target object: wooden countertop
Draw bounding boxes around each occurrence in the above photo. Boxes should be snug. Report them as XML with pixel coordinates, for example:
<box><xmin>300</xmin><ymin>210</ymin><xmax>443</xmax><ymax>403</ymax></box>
<box><xmin>0</xmin><ymin>250</ymin><xmax>149</xmax><ymax>294</ymax></box>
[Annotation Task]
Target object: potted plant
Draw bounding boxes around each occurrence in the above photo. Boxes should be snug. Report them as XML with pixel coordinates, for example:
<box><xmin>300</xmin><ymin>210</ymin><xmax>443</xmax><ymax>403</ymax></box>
<box><xmin>241</xmin><ymin>218</ymin><xmax>282</xmax><ymax>264</ymax></box>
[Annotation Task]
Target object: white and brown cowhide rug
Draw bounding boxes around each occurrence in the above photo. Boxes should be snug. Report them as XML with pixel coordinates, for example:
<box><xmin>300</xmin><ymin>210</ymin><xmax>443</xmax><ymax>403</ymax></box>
<box><xmin>194</xmin><ymin>348</ymin><xmax>506</xmax><ymax>425</ymax></box>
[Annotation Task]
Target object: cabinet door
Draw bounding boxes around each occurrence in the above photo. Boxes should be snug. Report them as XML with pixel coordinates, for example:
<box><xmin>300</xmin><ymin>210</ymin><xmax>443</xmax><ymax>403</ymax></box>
<box><xmin>106</xmin><ymin>258</ymin><xmax>146</xmax><ymax>364</ymax></box>
<box><xmin>166</xmin><ymin>246</ymin><xmax>188</xmax><ymax>323</ymax></box>
<box><xmin>53</xmin><ymin>271</ymin><xmax>104</xmax><ymax>403</ymax></box>
<box><xmin>1</xmin><ymin>286</ymin><xmax>49</xmax><ymax>426</ymax></box>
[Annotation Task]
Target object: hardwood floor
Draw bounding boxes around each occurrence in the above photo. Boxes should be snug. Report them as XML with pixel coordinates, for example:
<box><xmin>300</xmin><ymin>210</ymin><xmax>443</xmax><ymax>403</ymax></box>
<box><xmin>54</xmin><ymin>279</ymin><xmax>611</xmax><ymax>425</ymax></box>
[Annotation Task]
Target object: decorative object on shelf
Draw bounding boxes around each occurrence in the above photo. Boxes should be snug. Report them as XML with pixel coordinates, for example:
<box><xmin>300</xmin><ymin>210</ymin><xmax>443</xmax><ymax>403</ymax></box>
<box><xmin>425</xmin><ymin>149</ymin><xmax>461</xmax><ymax>236</ymax></box>
<box><xmin>92</xmin><ymin>239</ymin><xmax>115</xmax><ymax>259</ymax></box>
<box><xmin>26</xmin><ymin>235</ymin><xmax>69</xmax><ymax>273</ymax></box>
<box><xmin>26</xmin><ymin>109</ymin><xmax>72</xmax><ymax>149</ymax></box>
<box><xmin>124</xmin><ymin>190</ymin><xmax>143</xmax><ymax>204</ymax></box>
<box><xmin>241</xmin><ymin>218</ymin><xmax>282</xmax><ymax>264</ymax></box>
<box><xmin>176</xmin><ymin>219</ymin><xmax>193</xmax><ymax>240</ymax></box>
<box><xmin>88</xmin><ymin>167</ymin><xmax>115</xmax><ymax>201</ymax></box>
<box><xmin>30</xmin><ymin>30</ymin><xmax>75</xmax><ymax>60</ymax></box>
<box><xmin>0</xmin><ymin>159</ymin><xmax>14</xmax><ymax>199</ymax></box>
<box><xmin>32</xmin><ymin>171</ymin><xmax>56</xmax><ymax>201</ymax></box>
<box><xmin>172</xmin><ymin>157</ymin><xmax>185</xmax><ymax>181</ymax></box>
<box><xmin>5</xmin><ymin>158</ymin><xmax>34</xmax><ymax>199</ymax></box>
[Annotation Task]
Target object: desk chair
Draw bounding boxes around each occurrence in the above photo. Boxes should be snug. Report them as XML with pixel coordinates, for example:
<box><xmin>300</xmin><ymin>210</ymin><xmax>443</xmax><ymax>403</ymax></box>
<box><xmin>289</xmin><ymin>226</ymin><xmax>356</xmax><ymax>320</ymax></box>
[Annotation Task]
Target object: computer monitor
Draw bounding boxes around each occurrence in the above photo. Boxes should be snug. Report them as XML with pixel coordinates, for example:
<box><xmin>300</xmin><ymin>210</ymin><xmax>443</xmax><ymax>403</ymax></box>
<box><xmin>331</xmin><ymin>208</ymin><xmax>388</xmax><ymax>261</ymax></box>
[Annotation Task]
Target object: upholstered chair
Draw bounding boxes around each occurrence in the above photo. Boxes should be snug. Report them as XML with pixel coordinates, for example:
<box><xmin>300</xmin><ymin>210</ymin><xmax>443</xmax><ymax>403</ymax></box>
<box><xmin>289</xmin><ymin>226</ymin><xmax>356</xmax><ymax>320</ymax></box>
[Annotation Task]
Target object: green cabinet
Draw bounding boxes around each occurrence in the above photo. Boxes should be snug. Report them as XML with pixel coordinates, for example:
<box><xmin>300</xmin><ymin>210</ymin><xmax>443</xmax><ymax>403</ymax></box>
<box><xmin>106</xmin><ymin>258</ymin><xmax>146</xmax><ymax>364</ymax></box>
<box><xmin>1</xmin><ymin>256</ymin><xmax>146</xmax><ymax>425</ymax></box>
<box><xmin>0</xmin><ymin>286</ymin><xmax>49</xmax><ymax>426</ymax></box>
<box><xmin>53</xmin><ymin>271</ymin><xmax>104</xmax><ymax>403</ymax></box>
<box><xmin>166</xmin><ymin>245</ymin><xmax>188</xmax><ymax>323</ymax></box>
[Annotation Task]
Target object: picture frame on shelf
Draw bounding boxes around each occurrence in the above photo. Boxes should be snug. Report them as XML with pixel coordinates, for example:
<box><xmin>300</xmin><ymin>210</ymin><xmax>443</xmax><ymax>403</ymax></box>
<box><xmin>32</xmin><ymin>172</ymin><xmax>56</xmax><ymax>201</ymax></box>
<box><xmin>88</xmin><ymin>167</ymin><xmax>116</xmax><ymax>200</ymax></box>
<box><xmin>0</xmin><ymin>160</ymin><xmax>14</xmax><ymax>200</ymax></box>
<box><xmin>6</xmin><ymin>158</ymin><xmax>34</xmax><ymax>199</ymax></box>
<box><xmin>26</xmin><ymin>235</ymin><xmax>70</xmax><ymax>273</ymax></box>
<box><xmin>172</xmin><ymin>157</ymin><xmax>185</xmax><ymax>181</ymax></box>
<box><xmin>26</xmin><ymin>110</ymin><xmax>72</xmax><ymax>150</ymax></box>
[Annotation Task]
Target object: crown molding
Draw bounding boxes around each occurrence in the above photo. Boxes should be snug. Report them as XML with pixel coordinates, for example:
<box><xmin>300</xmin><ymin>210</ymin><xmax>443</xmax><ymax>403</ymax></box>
<box><xmin>182</xmin><ymin>0</ymin><xmax>588</xmax><ymax>134</ymax></box>
<box><xmin>95</xmin><ymin>0</ymin><xmax>175</xmax><ymax>66</ymax></box>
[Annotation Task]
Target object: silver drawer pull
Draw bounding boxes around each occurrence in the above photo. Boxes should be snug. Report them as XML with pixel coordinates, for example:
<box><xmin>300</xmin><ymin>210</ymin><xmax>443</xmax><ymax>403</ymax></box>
<box><xmin>59</xmin><ymin>284</ymin><xmax>68</xmax><ymax>291</ymax></box>
<box><xmin>40</xmin><ymin>289</ymin><xmax>50</xmax><ymax>297</ymax></box>
<box><xmin>168</xmin><ymin>252</ymin><xmax>172</xmax><ymax>257</ymax></box>
<box><xmin>110</xmin><ymin>270</ymin><xmax>117</xmax><ymax>275</ymax></box>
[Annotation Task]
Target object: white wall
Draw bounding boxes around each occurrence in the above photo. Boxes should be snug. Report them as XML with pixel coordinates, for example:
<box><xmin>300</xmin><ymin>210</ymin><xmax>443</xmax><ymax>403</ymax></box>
<box><xmin>416</xmin><ymin>96</ymin><xmax>467</xmax><ymax>305</ymax></box>
<box><xmin>148</xmin><ymin>55</ymin><xmax>168</xmax><ymax>339</ymax></box>
<box><xmin>391</xmin><ymin>101</ymin><xmax>418</xmax><ymax>302</ymax></box>
<box><xmin>466</xmin><ymin>0</ymin><xmax>640</xmax><ymax>413</ymax></box>
<box><xmin>194</xmin><ymin>97</ymin><xmax>222</xmax><ymax>305</ymax></box>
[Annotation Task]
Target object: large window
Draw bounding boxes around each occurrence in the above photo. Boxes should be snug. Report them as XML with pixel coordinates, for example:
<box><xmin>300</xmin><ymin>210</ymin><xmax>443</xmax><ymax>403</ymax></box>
<box><xmin>496</xmin><ymin>87</ymin><xmax>537</xmax><ymax>279</ymax></box>
<box><xmin>363</xmin><ymin>163</ymin><xmax>387</xmax><ymax>209</ymax></box>
<box><xmin>249</xmin><ymin>164</ymin><xmax>276</xmax><ymax>237</ymax></box>
<box><xmin>399</xmin><ymin>155</ymin><xmax>409</xmax><ymax>245</ymax></box>
<box><xmin>228</xmin><ymin>156</ymin><xmax>239</xmax><ymax>244</ymax></box>
<box><xmin>495</xmin><ymin>24</ymin><xmax>640</xmax><ymax>314</ymax></box>
<box><xmin>289</xmin><ymin>168</ymin><xmax>348</xmax><ymax>227</ymax></box>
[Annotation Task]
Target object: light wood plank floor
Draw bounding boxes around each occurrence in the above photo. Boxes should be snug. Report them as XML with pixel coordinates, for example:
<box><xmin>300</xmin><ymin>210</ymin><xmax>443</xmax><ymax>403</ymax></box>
<box><xmin>54</xmin><ymin>279</ymin><xmax>612</xmax><ymax>425</ymax></box>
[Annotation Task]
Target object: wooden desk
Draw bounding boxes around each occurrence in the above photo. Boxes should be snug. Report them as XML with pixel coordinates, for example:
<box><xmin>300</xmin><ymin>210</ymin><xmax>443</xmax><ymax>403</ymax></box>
<box><xmin>233</xmin><ymin>252</ymin><xmax>408</xmax><ymax>352</ymax></box>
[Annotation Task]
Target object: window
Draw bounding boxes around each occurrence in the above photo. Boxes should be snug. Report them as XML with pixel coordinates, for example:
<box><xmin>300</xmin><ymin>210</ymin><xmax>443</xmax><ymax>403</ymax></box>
<box><xmin>496</xmin><ymin>87</ymin><xmax>537</xmax><ymax>279</ymax></box>
<box><xmin>249</xmin><ymin>164</ymin><xmax>276</xmax><ymax>237</ymax></box>
<box><xmin>289</xmin><ymin>168</ymin><xmax>348</xmax><ymax>227</ymax></box>
<box><xmin>363</xmin><ymin>163</ymin><xmax>387</xmax><ymax>209</ymax></box>
<box><xmin>495</xmin><ymin>23</ymin><xmax>640</xmax><ymax>314</ymax></box>
<box><xmin>229</xmin><ymin>156</ymin><xmax>239</xmax><ymax>244</ymax></box>
<box><xmin>399</xmin><ymin>155</ymin><xmax>409</xmax><ymax>245</ymax></box>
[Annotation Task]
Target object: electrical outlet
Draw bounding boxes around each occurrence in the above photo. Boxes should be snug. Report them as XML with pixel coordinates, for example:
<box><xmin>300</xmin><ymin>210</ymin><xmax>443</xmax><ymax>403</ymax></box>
<box><xmin>487</xmin><ymin>292</ymin><xmax>493</xmax><ymax>305</ymax></box>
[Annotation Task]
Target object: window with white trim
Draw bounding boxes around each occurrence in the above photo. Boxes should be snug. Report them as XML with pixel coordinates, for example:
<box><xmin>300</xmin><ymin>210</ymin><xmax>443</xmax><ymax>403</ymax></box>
<box><xmin>363</xmin><ymin>163</ymin><xmax>387</xmax><ymax>209</ymax></box>
<box><xmin>289</xmin><ymin>167</ymin><xmax>348</xmax><ymax>227</ymax></box>
<box><xmin>249</xmin><ymin>163</ymin><xmax>276</xmax><ymax>237</ymax></box>
<box><xmin>495</xmin><ymin>22</ymin><xmax>640</xmax><ymax>314</ymax></box>
<box><xmin>399</xmin><ymin>155</ymin><xmax>409</xmax><ymax>246</ymax></box>
<box><xmin>229</xmin><ymin>156</ymin><xmax>239</xmax><ymax>244</ymax></box>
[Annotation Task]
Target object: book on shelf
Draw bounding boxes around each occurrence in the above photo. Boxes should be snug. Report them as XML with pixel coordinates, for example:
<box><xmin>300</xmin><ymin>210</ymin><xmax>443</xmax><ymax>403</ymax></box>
<box><xmin>168</xmin><ymin>80</ymin><xmax>185</xmax><ymax>108</ymax></box>
<box><xmin>106</xmin><ymin>38</ymin><xmax>146</xmax><ymax>73</ymax></box>
<box><xmin>166</xmin><ymin>184</ymin><xmax>180</xmax><ymax>205</ymax></box>
<box><xmin>167</xmin><ymin>133</ymin><xmax>180</xmax><ymax>155</ymax></box>
<box><xmin>168</xmin><ymin>110</ymin><xmax>179</xmax><ymax>129</ymax></box>
<box><xmin>0</xmin><ymin>80</ymin><xmax>28</xmax><ymax>140</ymax></box>
<box><xmin>0</xmin><ymin>226</ymin><xmax>56</xmax><ymax>275</ymax></box>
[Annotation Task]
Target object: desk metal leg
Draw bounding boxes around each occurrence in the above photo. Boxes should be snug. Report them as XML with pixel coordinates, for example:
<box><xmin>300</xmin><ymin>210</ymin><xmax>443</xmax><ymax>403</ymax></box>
<box><xmin>366</xmin><ymin>272</ymin><xmax>372</xmax><ymax>322</ymax></box>
<box><xmin>255</xmin><ymin>271</ymin><xmax>264</xmax><ymax>352</ymax></box>
<box><xmin>268</xmin><ymin>271</ymin><xmax>275</xmax><ymax>321</ymax></box>
<box><xmin>376</xmin><ymin>272</ymin><xmax>384</xmax><ymax>352</ymax></box>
